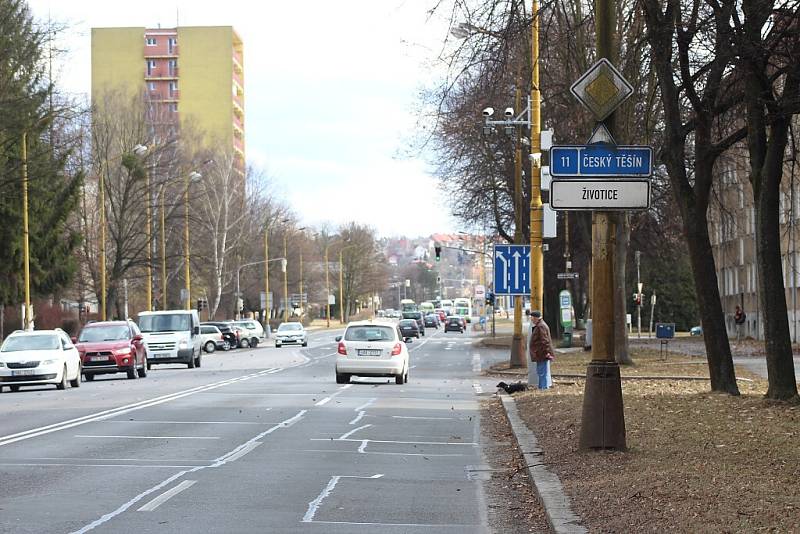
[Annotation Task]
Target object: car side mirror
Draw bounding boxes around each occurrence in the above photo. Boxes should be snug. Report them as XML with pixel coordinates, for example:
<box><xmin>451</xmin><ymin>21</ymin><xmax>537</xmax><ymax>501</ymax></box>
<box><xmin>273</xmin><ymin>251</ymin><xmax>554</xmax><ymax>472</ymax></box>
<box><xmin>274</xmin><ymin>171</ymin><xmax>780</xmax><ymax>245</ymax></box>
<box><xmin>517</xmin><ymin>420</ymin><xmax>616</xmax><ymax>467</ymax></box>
<box><xmin>404</xmin><ymin>337</ymin><xmax>413</xmax><ymax>343</ymax></box>
<box><xmin>70</xmin><ymin>336</ymin><xmax>78</xmax><ymax>344</ymax></box>
<box><xmin>335</xmin><ymin>336</ymin><xmax>342</xmax><ymax>342</ymax></box>
<box><xmin>133</xmin><ymin>335</ymin><xmax>143</xmax><ymax>342</ymax></box>
<box><xmin>193</xmin><ymin>326</ymin><xmax>200</xmax><ymax>336</ymax></box>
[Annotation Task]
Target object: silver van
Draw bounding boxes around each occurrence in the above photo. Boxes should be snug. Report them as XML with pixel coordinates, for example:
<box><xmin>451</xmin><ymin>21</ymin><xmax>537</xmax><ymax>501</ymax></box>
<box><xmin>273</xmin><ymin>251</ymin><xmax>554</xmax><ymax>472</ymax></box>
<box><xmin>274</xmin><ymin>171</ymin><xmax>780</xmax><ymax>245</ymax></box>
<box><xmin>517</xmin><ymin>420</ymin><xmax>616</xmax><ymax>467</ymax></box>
<box><xmin>138</xmin><ymin>310</ymin><xmax>203</xmax><ymax>369</ymax></box>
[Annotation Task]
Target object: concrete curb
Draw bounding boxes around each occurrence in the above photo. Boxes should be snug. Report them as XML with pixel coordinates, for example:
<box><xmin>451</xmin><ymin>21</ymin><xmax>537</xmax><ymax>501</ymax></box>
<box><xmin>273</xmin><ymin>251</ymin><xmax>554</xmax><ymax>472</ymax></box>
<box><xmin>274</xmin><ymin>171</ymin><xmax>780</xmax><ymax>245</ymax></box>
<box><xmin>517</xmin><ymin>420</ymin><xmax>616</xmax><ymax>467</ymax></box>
<box><xmin>498</xmin><ymin>392</ymin><xmax>588</xmax><ymax>534</ymax></box>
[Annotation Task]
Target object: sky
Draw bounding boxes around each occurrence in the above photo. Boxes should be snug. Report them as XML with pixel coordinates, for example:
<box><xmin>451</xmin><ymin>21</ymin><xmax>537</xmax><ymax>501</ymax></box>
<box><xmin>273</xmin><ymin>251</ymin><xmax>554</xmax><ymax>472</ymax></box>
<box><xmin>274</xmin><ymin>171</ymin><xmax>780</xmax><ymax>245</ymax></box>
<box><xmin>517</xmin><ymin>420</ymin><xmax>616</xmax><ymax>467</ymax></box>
<box><xmin>26</xmin><ymin>0</ymin><xmax>459</xmax><ymax>238</ymax></box>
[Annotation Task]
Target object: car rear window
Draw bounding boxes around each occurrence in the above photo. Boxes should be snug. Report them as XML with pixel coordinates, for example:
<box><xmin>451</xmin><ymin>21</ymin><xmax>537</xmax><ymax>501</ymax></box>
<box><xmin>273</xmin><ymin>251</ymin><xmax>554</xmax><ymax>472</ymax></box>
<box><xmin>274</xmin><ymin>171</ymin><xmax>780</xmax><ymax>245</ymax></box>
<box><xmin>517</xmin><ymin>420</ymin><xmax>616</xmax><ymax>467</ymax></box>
<box><xmin>344</xmin><ymin>326</ymin><xmax>395</xmax><ymax>342</ymax></box>
<box><xmin>399</xmin><ymin>320</ymin><xmax>416</xmax><ymax>327</ymax></box>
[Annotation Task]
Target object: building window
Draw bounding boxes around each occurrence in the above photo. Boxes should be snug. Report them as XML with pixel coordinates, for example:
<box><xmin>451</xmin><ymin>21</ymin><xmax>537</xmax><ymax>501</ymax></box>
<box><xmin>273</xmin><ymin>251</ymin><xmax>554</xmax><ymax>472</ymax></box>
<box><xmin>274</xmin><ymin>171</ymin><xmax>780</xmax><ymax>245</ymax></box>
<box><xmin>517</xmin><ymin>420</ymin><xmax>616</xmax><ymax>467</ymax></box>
<box><xmin>168</xmin><ymin>59</ymin><xmax>177</xmax><ymax>76</ymax></box>
<box><xmin>146</xmin><ymin>37</ymin><xmax>157</xmax><ymax>46</ymax></box>
<box><xmin>168</xmin><ymin>37</ymin><xmax>177</xmax><ymax>52</ymax></box>
<box><xmin>147</xmin><ymin>60</ymin><xmax>156</xmax><ymax>76</ymax></box>
<box><xmin>148</xmin><ymin>82</ymin><xmax>156</xmax><ymax>91</ymax></box>
<box><xmin>169</xmin><ymin>81</ymin><xmax>177</xmax><ymax>96</ymax></box>
<box><xmin>170</xmin><ymin>102</ymin><xmax>178</xmax><ymax>112</ymax></box>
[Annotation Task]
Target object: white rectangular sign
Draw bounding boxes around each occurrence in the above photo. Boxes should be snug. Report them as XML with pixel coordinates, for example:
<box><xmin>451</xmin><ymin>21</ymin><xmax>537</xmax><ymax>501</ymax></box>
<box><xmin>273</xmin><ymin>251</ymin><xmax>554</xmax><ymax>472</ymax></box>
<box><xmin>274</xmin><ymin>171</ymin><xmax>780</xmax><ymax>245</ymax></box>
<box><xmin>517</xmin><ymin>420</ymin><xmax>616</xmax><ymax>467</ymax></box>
<box><xmin>550</xmin><ymin>179</ymin><xmax>650</xmax><ymax>210</ymax></box>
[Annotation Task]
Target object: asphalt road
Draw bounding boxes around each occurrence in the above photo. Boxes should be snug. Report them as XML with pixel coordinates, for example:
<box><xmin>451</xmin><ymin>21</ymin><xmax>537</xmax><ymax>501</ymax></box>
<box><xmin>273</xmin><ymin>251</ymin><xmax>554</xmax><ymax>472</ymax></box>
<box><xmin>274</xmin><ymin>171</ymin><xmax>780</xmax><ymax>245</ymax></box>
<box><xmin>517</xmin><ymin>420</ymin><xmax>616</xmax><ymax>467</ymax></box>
<box><xmin>0</xmin><ymin>326</ymin><xmax>508</xmax><ymax>533</ymax></box>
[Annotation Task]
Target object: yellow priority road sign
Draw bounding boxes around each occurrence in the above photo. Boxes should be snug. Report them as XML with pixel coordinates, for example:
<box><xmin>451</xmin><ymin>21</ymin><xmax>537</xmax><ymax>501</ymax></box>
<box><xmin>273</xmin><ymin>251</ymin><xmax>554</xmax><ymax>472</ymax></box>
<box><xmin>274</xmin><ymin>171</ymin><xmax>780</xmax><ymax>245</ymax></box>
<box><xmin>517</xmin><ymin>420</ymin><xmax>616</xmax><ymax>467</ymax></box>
<box><xmin>570</xmin><ymin>58</ymin><xmax>633</xmax><ymax>121</ymax></box>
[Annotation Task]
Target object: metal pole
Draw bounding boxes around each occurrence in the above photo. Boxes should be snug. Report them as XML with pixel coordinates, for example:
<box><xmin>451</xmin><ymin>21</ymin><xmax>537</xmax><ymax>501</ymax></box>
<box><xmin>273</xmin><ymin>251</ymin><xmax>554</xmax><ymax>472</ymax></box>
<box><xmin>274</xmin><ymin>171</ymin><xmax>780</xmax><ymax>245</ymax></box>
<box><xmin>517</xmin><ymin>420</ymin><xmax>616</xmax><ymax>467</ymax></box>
<box><xmin>339</xmin><ymin>250</ymin><xmax>345</xmax><ymax>324</ymax></box>
<box><xmin>325</xmin><ymin>245</ymin><xmax>331</xmax><ymax>328</ymax></box>
<box><xmin>578</xmin><ymin>0</ymin><xmax>626</xmax><ymax>451</ymax></box>
<box><xmin>299</xmin><ymin>250</ymin><xmax>304</xmax><ymax>315</ymax></box>
<box><xmin>145</xmin><ymin>168</ymin><xmax>152</xmax><ymax>311</ymax></box>
<box><xmin>184</xmin><ymin>173</ymin><xmax>191</xmax><ymax>310</ymax></box>
<box><xmin>283</xmin><ymin>234</ymin><xmax>289</xmax><ymax>323</ymax></box>
<box><xmin>160</xmin><ymin>188</ymin><xmax>167</xmax><ymax>310</ymax></box>
<box><xmin>529</xmin><ymin>0</ymin><xmax>544</xmax><ymax>317</ymax></box>
<box><xmin>511</xmin><ymin>83</ymin><xmax>526</xmax><ymax>367</ymax></box>
<box><xmin>21</xmin><ymin>133</ymin><xmax>32</xmax><ymax>330</ymax></box>
<box><xmin>265</xmin><ymin>227</ymin><xmax>270</xmax><ymax>322</ymax></box>
<box><xmin>636</xmin><ymin>250</ymin><xmax>641</xmax><ymax>338</ymax></box>
<box><xmin>99</xmin><ymin>160</ymin><xmax>107</xmax><ymax>321</ymax></box>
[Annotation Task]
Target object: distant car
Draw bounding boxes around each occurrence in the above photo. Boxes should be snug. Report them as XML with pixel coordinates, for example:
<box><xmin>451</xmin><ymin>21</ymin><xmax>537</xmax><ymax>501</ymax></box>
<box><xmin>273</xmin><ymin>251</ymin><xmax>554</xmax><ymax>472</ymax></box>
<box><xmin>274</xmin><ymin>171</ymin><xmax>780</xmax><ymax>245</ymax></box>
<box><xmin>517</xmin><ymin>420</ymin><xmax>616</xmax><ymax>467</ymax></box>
<box><xmin>0</xmin><ymin>329</ymin><xmax>82</xmax><ymax>391</ymax></box>
<box><xmin>445</xmin><ymin>316</ymin><xmax>465</xmax><ymax>333</ymax></box>
<box><xmin>335</xmin><ymin>321</ymin><xmax>410</xmax><ymax>384</ymax></box>
<box><xmin>201</xmin><ymin>321</ymin><xmax>237</xmax><ymax>350</ymax></box>
<box><xmin>424</xmin><ymin>313</ymin><xmax>440</xmax><ymax>328</ymax></box>
<box><xmin>402</xmin><ymin>311</ymin><xmax>425</xmax><ymax>336</ymax></box>
<box><xmin>231</xmin><ymin>320</ymin><xmax>263</xmax><ymax>347</ymax></box>
<box><xmin>399</xmin><ymin>319</ymin><xmax>420</xmax><ymax>339</ymax></box>
<box><xmin>75</xmin><ymin>320</ymin><xmax>147</xmax><ymax>380</ymax></box>
<box><xmin>274</xmin><ymin>322</ymin><xmax>308</xmax><ymax>348</ymax></box>
<box><xmin>434</xmin><ymin>309</ymin><xmax>447</xmax><ymax>322</ymax></box>
<box><xmin>690</xmin><ymin>325</ymin><xmax>703</xmax><ymax>336</ymax></box>
<box><xmin>199</xmin><ymin>325</ymin><xmax>227</xmax><ymax>353</ymax></box>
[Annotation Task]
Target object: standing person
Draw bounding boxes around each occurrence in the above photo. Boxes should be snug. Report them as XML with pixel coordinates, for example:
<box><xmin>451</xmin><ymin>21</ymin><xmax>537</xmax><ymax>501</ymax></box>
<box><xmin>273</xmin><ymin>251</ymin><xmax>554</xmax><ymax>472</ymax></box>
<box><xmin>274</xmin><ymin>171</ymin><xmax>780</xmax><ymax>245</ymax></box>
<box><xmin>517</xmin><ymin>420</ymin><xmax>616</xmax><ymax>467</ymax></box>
<box><xmin>734</xmin><ymin>305</ymin><xmax>746</xmax><ymax>342</ymax></box>
<box><xmin>528</xmin><ymin>310</ymin><xmax>554</xmax><ymax>389</ymax></box>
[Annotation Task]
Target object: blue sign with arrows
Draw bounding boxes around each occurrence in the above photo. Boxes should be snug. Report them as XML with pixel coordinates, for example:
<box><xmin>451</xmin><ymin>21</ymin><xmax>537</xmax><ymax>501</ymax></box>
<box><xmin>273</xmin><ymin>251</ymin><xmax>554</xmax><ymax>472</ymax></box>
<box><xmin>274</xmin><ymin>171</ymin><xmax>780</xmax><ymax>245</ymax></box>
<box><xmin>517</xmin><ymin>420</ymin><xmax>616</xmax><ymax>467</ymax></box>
<box><xmin>551</xmin><ymin>145</ymin><xmax>652</xmax><ymax>177</ymax></box>
<box><xmin>494</xmin><ymin>245</ymin><xmax>530</xmax><ymax>296</ymax></box>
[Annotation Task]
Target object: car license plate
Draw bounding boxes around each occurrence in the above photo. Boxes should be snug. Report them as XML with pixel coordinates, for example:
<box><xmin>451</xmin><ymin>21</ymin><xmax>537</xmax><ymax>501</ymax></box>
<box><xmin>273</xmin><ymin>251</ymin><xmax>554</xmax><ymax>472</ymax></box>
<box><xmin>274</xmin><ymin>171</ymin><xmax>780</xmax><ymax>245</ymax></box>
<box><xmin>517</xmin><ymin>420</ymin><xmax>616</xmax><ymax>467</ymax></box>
<box><xmin>11</xmin><ymin>369</ymin><xmax>36</xmax><ymax>376</ymax></box>
<box><xmin>358</xmin><ymin>349</ymin><xmax>382</xmax><ymax>357</ymax></box>
<box><xmin>153</xmin><ymin>352</ymin><xmax>174</xmax><ymax>358</ymax></box>
<box><xmin>90</xmin><ymin>356</ymin><xmax>109</xmax><ymax>362</ymax></box>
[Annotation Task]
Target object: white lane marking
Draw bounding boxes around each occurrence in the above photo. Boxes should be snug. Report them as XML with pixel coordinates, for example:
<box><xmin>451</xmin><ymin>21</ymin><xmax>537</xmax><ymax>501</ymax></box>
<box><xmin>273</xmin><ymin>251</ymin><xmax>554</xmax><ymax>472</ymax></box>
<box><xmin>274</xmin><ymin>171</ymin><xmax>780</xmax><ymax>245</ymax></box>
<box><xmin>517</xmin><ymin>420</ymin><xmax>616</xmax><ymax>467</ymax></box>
<box><xmin>392</xmin><ymin>416</ymin><xmax>458</xmax><ymax>420</ymax></box>
<box><xmin>354</xmin><ymin>398</ymin><xmax>376</xmax><ymax>412</ymax></box>
<box><xmin>137</xmin><ymin>480</ymin><xmax>197</xmax><ymax>512</ymax></box>
<box><xmin>106</xmin><ymin>420</ymin><xmax>266</xmax><ymax>425</ymax></box>
<box><xmin>357</xmin><ymin>440</ymin><xmax>368</xmax><ymax>453</ymax></box>
<box><xmin>315</xmin><ymin>383</ymin><xmax>352</xmax><ymax>406</ymax></box>
<box><xmin>410</xmin><ymin>365</ymin><xmax>417</xmax><ymax>369</ymax></box>
<box><xmin>71</xmin><ymin>410</ymin><xmax>306</xmax><ymax>534</ymax></box>
<box><xmin>301</xmin><ymin>449</ymin><xmax>467</xmax><ymax>458</ymax></box>
<box><xmin>0</xmin><ymin>362</ymin><xmax>305</xmax><ymax>448</ymax></box>
<box><xmin>199</xmin><ymin>393</ymin><xmax>318</xmax><ymax>396</ymax></box>
<box><xmin>221</xmin><ymin>441</ymin><xmax>261</xmax><ymax>463</ymax></box>
<box><xmin>472</xmin><ymin>353</ymin><xmax>481</xmax><ymax>372</ymax></box>
<box><xmin>338</xmin><ymin>424</ymin><xmax>371</xmax><ymax>440</ymax></box>
<box><xmin>473</xmin><ymin>382</ymin><xmax>483</xmax><ymax>394</ymax></box>
<box><xmin>349</xmin><ymin>412</ymin><xmax>365</xmax><ymax>425</ymax></box>
<box><xmin>0</xmin><ymin>462</ymin><xmax>201</xmax><ymax>468</ymax></box>
<box><xmin>308</xmin><ymin>520</ymin><xmax>470</xmax><ymax>528</ymax></box>
<box><xmin>75</xmin><ymin>435</ymin><xmax>220</xmax><ymax>440</ymax></box>
<box><xmin>312</xmin><ymin>438</ymin><xmax>476</xmax><ymax>446</ymax></box>
<box><xmin>303</xmin><ymin>474</ymin><xmax>383</xmax><ymax>523</ymax></box>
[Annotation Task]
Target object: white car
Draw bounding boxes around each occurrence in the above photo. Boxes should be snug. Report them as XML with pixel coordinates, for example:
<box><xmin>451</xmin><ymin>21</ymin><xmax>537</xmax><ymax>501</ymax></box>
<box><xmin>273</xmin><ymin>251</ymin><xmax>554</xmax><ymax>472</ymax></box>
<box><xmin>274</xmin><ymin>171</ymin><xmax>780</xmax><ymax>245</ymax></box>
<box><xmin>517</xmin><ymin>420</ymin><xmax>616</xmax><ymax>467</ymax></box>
<box><xmin>274</xmin><ymin>322</ymin><xmax>307</xmax><ymax>348</ymax></box>
<box><xmin>0</xmin><ymin>329</ymin><xmax>82</xmax><ymax>392</ymax></box>
<box><xmin>231</xmin><ymin>320</ymin><xmax>263</xmax><ymax>348</ymax></box>
<box><xmin>199</xmin><ymin>325</ymin><xmax>227</xmax><ymax>352</ymax></box>
<box><xmin>335</xmin><ymin>320</ymin><xmax>410</xmax><ymax>384</ymax></box>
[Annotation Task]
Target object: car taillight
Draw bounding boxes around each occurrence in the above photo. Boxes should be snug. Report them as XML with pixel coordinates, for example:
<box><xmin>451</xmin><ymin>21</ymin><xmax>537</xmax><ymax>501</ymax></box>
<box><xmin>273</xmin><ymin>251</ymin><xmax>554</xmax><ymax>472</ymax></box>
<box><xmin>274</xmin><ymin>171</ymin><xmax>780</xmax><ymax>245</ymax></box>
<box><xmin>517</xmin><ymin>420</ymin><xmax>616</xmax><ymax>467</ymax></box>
<box><xmin>337</xmin><ymin>342</ymin><xmax>347</xmax><ymax>355</ymax></box>
<box><xmin>391</xmin><ymin>343</ymin><xmax>402</xmax><ymax>356</ymax></box>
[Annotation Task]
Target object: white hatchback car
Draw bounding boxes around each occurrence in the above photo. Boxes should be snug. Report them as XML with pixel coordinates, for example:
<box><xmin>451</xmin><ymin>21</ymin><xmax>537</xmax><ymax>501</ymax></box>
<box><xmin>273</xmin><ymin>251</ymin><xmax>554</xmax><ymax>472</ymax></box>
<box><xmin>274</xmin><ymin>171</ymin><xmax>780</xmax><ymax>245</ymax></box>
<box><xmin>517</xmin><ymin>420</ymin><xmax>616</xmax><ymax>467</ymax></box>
<box><xmin>0</xmin><ymin>329</ymin><xmax>82</xmax><ymax>392</ymax></box>
<box><xmin>274</xmin><ymin>322</ymin><xmax>308</xmax><ymax>348</ymax></box>
<box><xmin>335</xmin><ymin>321</ymin><xmax>410</xmax><ymax>385</ymax></box>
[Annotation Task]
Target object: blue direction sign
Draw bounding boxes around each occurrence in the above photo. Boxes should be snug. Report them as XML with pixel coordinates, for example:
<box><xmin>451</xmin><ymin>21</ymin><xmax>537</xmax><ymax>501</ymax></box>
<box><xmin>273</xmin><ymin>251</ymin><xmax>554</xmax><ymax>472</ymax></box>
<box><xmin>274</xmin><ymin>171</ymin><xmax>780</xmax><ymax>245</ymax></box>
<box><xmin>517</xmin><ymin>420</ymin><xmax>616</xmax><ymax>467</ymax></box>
<box><xmin>494</xmin><ymin>245</ymin><xmax>530</xmax><ymax>296</ymax></box>
<box><xmin>551</xmin><ymin>145</ymin><xmax>652</xmax><ymax>177</ymax></box>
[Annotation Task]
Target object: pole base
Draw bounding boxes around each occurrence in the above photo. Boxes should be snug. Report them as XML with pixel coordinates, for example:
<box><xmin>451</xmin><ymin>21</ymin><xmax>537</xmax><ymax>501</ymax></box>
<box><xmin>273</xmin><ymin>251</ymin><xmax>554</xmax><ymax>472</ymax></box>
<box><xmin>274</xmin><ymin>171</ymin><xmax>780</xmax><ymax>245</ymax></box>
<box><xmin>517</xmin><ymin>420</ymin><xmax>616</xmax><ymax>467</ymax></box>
<box><xmin>579</xmin><ymin>361</ymin><xmax>626</xmax><ymax>451</ymax></box>
<box><xmin>509</xmin><ymin>334</ymin><xmax>527</xmax><ymax>368</ymax></box>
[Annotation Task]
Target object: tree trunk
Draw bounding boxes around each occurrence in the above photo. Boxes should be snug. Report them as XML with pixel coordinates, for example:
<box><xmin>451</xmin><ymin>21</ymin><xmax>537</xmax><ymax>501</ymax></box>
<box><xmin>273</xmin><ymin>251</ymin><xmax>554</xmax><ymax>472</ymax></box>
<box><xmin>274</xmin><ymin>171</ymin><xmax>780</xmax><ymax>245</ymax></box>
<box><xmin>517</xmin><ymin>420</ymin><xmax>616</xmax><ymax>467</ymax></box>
<box><xmin>615</xmin><ymin>212</ymin><xmax>632</xmax><ymax>364</ymax></box>
<box><xmin>755</xmin><ymin>183</ymin><xmax>800</xmax><ymax>400</ymax></box>
<box><xmin>684</xmin><ymin>208</ymin><xmax>740</xmax><ymax>395</ymax></box>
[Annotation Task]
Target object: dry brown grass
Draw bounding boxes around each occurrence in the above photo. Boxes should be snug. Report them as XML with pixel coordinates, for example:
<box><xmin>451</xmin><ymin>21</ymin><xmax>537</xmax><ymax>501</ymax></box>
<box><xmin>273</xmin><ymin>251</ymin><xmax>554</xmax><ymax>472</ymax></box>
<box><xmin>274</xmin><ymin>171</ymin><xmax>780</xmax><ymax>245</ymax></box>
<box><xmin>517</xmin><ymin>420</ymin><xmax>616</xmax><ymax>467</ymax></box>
<box><xmin>491</xmin><ymin>349</ymin><xmax>800</xmax><ymax>533</ymax></box>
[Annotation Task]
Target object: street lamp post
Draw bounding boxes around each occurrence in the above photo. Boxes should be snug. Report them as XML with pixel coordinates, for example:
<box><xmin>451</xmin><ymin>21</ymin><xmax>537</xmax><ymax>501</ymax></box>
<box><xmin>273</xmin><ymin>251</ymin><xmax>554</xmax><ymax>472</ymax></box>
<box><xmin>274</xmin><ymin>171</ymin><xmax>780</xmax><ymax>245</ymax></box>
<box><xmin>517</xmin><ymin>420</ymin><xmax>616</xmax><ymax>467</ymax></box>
<box><xmin>160</xmin><ymin>187</ymin><xmax>167</xmax><ymax>309</ymax></box>
<box><xmin>283</xmin><ymin>233</ymin><xmax>289</xmax><ymax>322</ymax></box>
<box><xmin>183</xmin><ymin>170</ymin><xmax>202</xmax><ymax>310</ymax></box>
<box><xmin>264</xmin><ymin>224</ymin><xmax>270</xmax><ymax>322</ymax></box>
<box><xmin>21</xmin><ymin>133</ymin><xmax>32</xmax><ymax>330</ymax></box>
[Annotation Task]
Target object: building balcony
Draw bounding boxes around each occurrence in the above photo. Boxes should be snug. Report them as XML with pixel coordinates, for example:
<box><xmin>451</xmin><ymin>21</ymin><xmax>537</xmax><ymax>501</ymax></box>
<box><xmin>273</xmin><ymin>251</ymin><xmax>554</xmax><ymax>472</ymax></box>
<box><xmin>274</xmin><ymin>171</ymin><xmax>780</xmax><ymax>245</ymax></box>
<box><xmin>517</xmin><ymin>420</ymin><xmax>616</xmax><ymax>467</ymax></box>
<box><xmin>145</xmin><ymin>68</ymin><xmax>179</xmax><ymax>80</ymax></box>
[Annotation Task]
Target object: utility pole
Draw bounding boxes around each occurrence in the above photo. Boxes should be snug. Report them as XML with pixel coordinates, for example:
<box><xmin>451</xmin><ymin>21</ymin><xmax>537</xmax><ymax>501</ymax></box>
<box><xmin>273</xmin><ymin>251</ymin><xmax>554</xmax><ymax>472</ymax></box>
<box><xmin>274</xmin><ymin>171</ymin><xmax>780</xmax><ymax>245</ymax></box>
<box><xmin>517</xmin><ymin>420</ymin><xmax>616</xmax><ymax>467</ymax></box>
<box><xmin>578</xmin><ymin>0</ymin><xmax>626</xmax><ymax>451</ymax></box>
<box><xmin>510</xmin><ymin>82</ymin><xmax>526</xmax><ymax>367</ymax></box>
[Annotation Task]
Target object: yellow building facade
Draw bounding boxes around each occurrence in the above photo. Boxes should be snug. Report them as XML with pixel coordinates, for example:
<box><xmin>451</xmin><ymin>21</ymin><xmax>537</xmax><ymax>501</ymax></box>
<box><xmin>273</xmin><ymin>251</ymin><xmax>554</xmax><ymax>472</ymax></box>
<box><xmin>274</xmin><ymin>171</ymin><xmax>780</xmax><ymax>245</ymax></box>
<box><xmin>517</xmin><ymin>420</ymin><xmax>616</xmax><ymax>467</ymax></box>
<box><xmin>91</xmin><ymin>26</ymin><xmax>245</xmax><ymax>168</ymax></box>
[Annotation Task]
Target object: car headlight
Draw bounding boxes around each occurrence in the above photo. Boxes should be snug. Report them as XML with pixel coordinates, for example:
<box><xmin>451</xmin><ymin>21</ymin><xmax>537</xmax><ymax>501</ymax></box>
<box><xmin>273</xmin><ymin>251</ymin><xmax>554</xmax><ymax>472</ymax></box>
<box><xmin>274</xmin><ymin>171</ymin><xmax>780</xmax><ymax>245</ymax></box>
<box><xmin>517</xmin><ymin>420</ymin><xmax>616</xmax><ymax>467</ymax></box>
<box><xmin>40</xmin><ymin>359</ymin><xmax>58</xmax><ymax>366</ymax></box>
<box><xmin>0</xmin><ymin>361</ymin><xmax>5</xmax><ymax>367</ymax></box>
<box><xmin>114</xmin><ymin>347</ymin><xmax>132</xmax><ymax>356</ymax></box>
<box><xmin>178</xmin><ymin>340</ymin><xmax>188</xmax><ymax>349</ymax></box>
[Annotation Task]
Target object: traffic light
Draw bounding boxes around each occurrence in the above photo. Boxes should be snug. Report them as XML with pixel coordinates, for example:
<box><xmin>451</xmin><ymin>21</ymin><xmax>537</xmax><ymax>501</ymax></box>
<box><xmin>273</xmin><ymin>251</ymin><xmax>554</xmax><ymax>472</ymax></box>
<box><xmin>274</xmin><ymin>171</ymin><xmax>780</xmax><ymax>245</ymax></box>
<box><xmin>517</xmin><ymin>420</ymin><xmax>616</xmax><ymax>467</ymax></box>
<box><xmin>632</xmin><ymin>293</ymin><xmax>641</xmax><ymax>306</ymax></box>
<box><xmin>434</xmin><ymin>242</ymin><xmax>442</xmax><ymax>262</ymax></box>
<box><xmin>485</xmin><ymin>291</ymin><xmax>495</xmax><ymax>306</ymax></box>
<box><xmin>197</xmin><ymin>298</ymin><xmax>206</xmax><ymax>311</ymax></box>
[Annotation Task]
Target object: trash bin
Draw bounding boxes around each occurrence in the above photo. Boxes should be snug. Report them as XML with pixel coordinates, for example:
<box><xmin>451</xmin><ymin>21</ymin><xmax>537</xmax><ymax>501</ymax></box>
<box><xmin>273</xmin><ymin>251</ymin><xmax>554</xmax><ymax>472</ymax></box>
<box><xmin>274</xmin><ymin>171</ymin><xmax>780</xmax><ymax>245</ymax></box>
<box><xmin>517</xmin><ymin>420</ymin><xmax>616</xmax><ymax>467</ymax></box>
<box><xmin>561</xmin><ymin>331</ymin><xmax>573</xmax><ymax>348</ymax></box>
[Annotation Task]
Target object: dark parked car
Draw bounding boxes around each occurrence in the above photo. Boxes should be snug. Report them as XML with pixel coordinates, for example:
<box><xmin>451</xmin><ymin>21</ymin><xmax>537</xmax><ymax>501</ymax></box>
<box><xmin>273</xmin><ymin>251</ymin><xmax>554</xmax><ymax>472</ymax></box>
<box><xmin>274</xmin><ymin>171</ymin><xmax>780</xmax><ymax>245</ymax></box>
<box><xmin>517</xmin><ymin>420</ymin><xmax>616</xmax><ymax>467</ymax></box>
<box><xmin>74</xmin><ymin>320</ymin><xmax>147</xmax><ymax>380</ymax></box>
<box><xmin>399</xmin><ymin>319</ymin><xmax>421</xmax><ymax>339</ymax></box>
<box><xmin>202</xmin><ymin>322</ymin><xmax>238</xmax><ymax>350</ymax></box>
<box><xmin>424</xmin><ymin>314</ymin><xmax>439</xmax><ymax>328</ymax></box>
<box><xmin>402</xmin><ymin>311</ymin><xmax>425</xmax><ymax>336</ymax></box>
<box><xmin>445</xmin><ymin>316</ymin><xmax>465</xmax><ymax>333</ymax></box>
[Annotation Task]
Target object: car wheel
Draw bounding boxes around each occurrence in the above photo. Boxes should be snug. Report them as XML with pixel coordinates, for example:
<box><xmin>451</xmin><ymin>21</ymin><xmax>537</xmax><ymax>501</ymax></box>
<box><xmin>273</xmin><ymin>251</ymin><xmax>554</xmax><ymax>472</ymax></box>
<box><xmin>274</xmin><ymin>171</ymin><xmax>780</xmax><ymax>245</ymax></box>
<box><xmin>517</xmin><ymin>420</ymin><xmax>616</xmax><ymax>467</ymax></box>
<box><xmin>70</xmin><ymin>366</ymin><xmax>81</xmax><ymax>388</ymax></box>
<box><xmin>146</xmin><ymin>361</ymin><xmax>152</xmax><ymax>371</ymax></box>
<box><xmin>127</xmin><ymin>367</ymin><xmax>137</xmax><ymax>379</ymax></box>
<box><xmin>137</xmin><ymin>363</ymin><xmax>147</xmax><ymax>378</ymax></box>
<box><xmin>204</xmin><ymin>341</ymin><xmax>216</xmax><ymax>353</ymax></box>
<box><xmin>250</xmin><ymin>337</ymin><xmax>259</xmax><ymax>348</ymax></box>
<box><xmin>302</xmin><ymin>341</ymin><xmax>308</xmax><ymax>347</ymax></box>
<box><xmin>84</xmin><ymin>372</ymin><xmax>95</xmax><ymax>381</ymax></box>
<box><xmin>195</xmin><ymin>353</ymin><xmax>202</xmax><ymax>368</ymax></box>
<box><xmin>0</xmin><ymin>386</ymin><xmax>3</xmax><ymax>393</ymax></box>
<box><xmin>336</xmin><ymin>372</ymin><xmax>350</xmax><ymax>384</ymax></box>
<box><xmin>395</xmin><ymin>371</ymin><xmax>405</xmax><ymax>385</ymax></box>
<box><xmin>10</xmin><ymin>385</ymin><xmax>20</xmax><ymax>392</ymax></box>
<box><xmin>57</xmin><ymin>365</ymin><xmax>68</xmax><ymax>390</ymax></box>
<box><xmin>222</xmin><ymin>340</ymin><xmax>231</xmax><ymax>351</ymax></box>
<box><xmin>187</xmin><ymin>353</ymin><xmax>196</xmax><ymax>368</ymax></box>
<box><xmin>240</xmin><ymin>338</ymin><xmax>250</xmax><ymax>349</ymax></box>
<box><xmin>275</xmin><ymin>342</ymin><xmax>281</xmax><ymax>348</ymax></box>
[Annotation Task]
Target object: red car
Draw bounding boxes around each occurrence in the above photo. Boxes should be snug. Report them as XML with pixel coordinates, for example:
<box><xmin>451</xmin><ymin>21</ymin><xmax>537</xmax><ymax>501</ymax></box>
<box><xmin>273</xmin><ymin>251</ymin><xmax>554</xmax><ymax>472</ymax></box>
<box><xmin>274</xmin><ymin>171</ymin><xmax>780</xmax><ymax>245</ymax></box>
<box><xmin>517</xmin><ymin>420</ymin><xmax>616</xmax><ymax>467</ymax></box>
<box><xmin>435</xmin><ymin>309</ymin><xmax>447</xmax><ymax>322</ymax></box>
<box><xmin>74</xmin><ymin>320</ymin><xmax>147</xmax><ymax>380</ymax></box>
